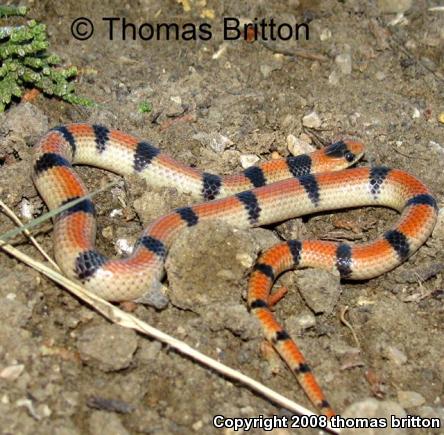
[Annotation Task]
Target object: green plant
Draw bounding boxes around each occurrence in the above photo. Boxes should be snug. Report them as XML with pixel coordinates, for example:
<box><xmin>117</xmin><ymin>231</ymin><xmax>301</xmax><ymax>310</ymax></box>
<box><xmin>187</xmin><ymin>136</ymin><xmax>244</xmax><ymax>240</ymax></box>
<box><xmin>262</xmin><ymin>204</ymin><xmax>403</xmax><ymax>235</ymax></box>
<box><xmin>138</xmin><ymin>101</ymin><xmax>152</xmax><ymax>114</ymax></box>
<box><xmin>0</xmin><ymin>5</ymin><xmax>93</xmax><ymax>112</ymax></box>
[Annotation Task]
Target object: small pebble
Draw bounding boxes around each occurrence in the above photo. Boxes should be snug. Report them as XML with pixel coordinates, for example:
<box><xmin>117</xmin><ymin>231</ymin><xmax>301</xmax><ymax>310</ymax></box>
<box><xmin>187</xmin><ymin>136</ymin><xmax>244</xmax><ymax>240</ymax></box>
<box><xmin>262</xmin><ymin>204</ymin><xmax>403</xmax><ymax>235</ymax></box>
<box><xmin>405</xmin><ymin>39</ymin><xmax>416</xmax><ymax>50</ymax></box>
<box><xmin>101</xmin><ymin>225</ymin><xmax>114</xmax><ymax>240</ymax></box>
<box><xmin>240</xmin><ymin>154</ymin><xmax>260</xmax><ymax>168</ymax></box>
<box><xmin>193</xmin><ymin>132</ymin><xmax>233</xmax><ymax>153</ymax></box>
<box><xmin>109</xmin><ymin>209</ymin><xmax>123</xmax><ymax>218</ymax></box>
<box><xmin>383</xmin><ymin>346</ymin><xmax>407</xmax><ymax>365</ymax></box>
<box><xmin>349</xmin><ymin>112</ymin><xmax>361</xmax><ymax>126</ymax></box>
<box><xmin>19</xmin><ymin>198</ymin><xmax>33</xmax><ymax>220</ymax></box>
<box><xmin>412</xmin><ymin>107</ymin><xmax>421</xmax><ymax>119</ymax></box>
<box><xmin>302</xmin><ymin>111</ymin><xmax>322</xmax><ymax>129</ymax></box>
<box><xmin>192</xmin><ymin>420</ymin><xmax>203</xmax><ymax>431</ymax></box>
<box><xmin>293</xmin><ymin>312</ymin><xmax>316</xmax><ymax>330</ymax></box>
<box><xmin>397</xmin><ymin>390</ymin><xmax>426</xmax><ymax>408</ymax></box>
<box><xmin>335</xmin><ymin>52</ymin><xmax>352</xmax><ymax>75</ymax></box>
<box><xmin>260</xmin><ymin>64</ymin><xmax>273</xmax><ymax>78</ymax></box>
<box><xmin>429</xmin><ymin>140</ymin><xmax>444</xmax><ymax>156</ymax></box>
<box><xmin>37</xmin><ymin>404</ymin><xmax>52</xmax><ymax>418</ymax></box>
<box><xmin>235</xmin><ymin>252</ymin><xmax>254</xmax><ymax>268</ymax></box>
<box><xmin>170</xmin><ymin>95</ymin><xmax>182</xmax><ymax>105</ymax></box>
<box><xmin>287</xmin><ymin>134</ymin><xmax>314</xmax><ymax>155</ymax></box>
<box><xmin>320</xmin><ymin>28</ymin><xmax>331</xmax><ymax>41</ymax></box>
<box><xmin>115</xmin><ymin>238</ymin><xmax>133</xmax><ymax>255</ymax></box>
<box><xmin>0</xmin><ymin>364</ymin><xmax>25</xmax><ymax>381</ymax></box>
<box><xmin>375</xmin><ymin>71</ymin><xmax>386</xmax><ymax>81</ymax></box>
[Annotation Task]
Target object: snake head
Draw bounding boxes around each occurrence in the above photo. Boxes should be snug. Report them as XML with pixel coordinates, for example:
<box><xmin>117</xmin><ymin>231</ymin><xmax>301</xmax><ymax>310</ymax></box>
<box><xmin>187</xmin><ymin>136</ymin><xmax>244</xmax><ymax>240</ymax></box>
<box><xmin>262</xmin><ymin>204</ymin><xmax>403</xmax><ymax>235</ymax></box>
<box><xmin>312</xmin><ymin>139</ymin><xmax>365</xmax><ymax>173</ymax></box>
<box><xmin>326</xmin><ymin>139</ymin><xmax>364</xmax><ymax>164</ymax></box>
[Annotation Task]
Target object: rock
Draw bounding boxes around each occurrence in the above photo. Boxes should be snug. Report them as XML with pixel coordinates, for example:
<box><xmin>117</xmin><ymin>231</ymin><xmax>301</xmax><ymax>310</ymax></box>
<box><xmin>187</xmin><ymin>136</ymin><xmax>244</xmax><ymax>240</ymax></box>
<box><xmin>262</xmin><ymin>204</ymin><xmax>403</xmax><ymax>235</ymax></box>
<box><xmin>335</xmin><ymin>52</ymin><xmax>352</xmax><ymax>75</ymax></box>
<box><xmin>192</xmin><ymin>131</ymin><xmax>233</xmax><ymax>153</ymax></box>
<box><xmin>397</xmin><ymin>391</ymin><xmax>426</xmax><ymax>408</ymax></box>
<box><xmin>239</xmin><ymin>154</ymin><xmax>260</xmax><ymax>168</ymax></box>
<box><xmin>342</xmin><ymin>398</ymin><xmax>407</xmax><ymax>434</ymax></box>
<box><xmin>382</xmin><ymin>346</ymin><xmax>407</xmax><ymax>365</ymax></box>
<box><xmin>0</xmin><ymin>364</ymin><xmax>25</xmax><ymax>381</ymax></box>
<box><xmin>412</xmin><ymin>107</ymin><xmax>421</xmax><ymax>119</ymax></box>
<box><xmin>377</xmin><ymin>0</ymin><xmax>412</xmax><ymax>13</ymax></box>
<box><xmin>302</xmin><ymin>111</ymin><xmax>322</xmax><ymax>129</ymax></box>
<box><xmin>286</xmin><ymin>311</ymin><xmax>316</xmax><ymax>332</ymax></box>
<box><xmin>320</xmin><ymin>28</ymin><xmax>332</xmax><ymax>41</ymax></box>
<box><xmin>77</xmin><ymin>324</ymin><xmax>138</xmax><ymax>372</ymax></box>
<box><xmin>375</xmin><ymin>71</ymin><xmax>386</xmax><ymax>81</ymax></box>
<box><xmin>18</xmin><ymin>198</ymin><xmax>34</xmax><ymax>220</ymax></box>
<box><xmin>166</xmin><ymin>221</ymin><xmax>258</xmax><ymax>311</ymax></box>
<box><xmin>287</xmin><ymin>134</ymin><xmax>314</xmax><ymax>156</ymax></box>
<box><xmin>192</xmin><ymin>420</ymin><xmax>204</xmax><ymax>431</ymax></box>
<box><xmin>294</xmin><ymin>268</ymin><xmax>341</xmax><ymax>314</ymax></box>
<box><xmin>166</xmin><ymin>221</ymin><xmax>280</xmax><ymax>313</ymax></box>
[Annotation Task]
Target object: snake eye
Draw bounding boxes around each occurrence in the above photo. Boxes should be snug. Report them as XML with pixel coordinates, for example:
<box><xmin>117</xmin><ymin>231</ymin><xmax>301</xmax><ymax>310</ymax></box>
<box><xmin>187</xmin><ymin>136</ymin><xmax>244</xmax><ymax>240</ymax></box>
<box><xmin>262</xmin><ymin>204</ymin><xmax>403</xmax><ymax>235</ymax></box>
<box><xmin>345</xmin><ymin>151</ymin><xmax>355</xmax><ymax>162</ymax></box>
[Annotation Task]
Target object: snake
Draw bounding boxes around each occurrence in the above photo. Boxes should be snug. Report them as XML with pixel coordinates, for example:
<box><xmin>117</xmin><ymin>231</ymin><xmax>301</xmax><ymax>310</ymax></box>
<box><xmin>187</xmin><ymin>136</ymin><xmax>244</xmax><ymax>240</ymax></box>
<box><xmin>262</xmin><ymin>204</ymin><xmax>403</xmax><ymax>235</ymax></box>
<box><xmin>32</xmin><ymin>123</ymin><xmax>438</xmax><ymax>417</ymax></box>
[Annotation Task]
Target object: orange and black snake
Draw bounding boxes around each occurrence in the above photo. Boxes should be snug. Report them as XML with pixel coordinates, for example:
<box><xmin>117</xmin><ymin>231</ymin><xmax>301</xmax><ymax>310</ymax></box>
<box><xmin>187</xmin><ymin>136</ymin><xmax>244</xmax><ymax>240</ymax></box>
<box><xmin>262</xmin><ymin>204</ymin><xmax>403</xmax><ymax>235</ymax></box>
<box><xmin>32</xmin><ymin>123</ymin><xmax>438</xmax><ymax>417</ymax></box>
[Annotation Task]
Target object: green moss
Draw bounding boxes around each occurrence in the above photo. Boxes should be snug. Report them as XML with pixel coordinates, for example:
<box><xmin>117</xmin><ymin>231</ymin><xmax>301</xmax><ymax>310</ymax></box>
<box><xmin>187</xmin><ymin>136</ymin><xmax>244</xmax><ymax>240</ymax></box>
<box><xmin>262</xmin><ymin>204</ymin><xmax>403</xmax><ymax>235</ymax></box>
<box><xmin>0</xmin><ymin>7</ymin><xmax>93</xmax><ymax>112</ymax></box>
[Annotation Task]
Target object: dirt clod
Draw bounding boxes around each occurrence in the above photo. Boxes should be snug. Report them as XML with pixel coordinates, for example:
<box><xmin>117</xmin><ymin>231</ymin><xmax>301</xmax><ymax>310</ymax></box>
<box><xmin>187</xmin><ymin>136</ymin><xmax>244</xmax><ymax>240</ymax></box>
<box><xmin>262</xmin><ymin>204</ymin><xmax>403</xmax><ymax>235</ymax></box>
<box><xmin>77</xmin><ymin>324</ymin><xmax>138</xmax><ymax>372</ymax></box>
<box><xmin>294</xmin><ymin>268</ymin><xmax>341</xmax><ymax>314</ymax></box>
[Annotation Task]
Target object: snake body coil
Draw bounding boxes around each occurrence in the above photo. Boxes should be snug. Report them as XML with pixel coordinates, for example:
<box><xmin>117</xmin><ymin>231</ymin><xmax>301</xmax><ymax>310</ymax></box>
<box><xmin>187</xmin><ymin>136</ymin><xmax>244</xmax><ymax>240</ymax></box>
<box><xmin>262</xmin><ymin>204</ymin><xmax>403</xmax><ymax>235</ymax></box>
<box><xmin>32</xmin><ymin>123</ymin><xmax>437</xmax><ymax>417</ymax></box>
